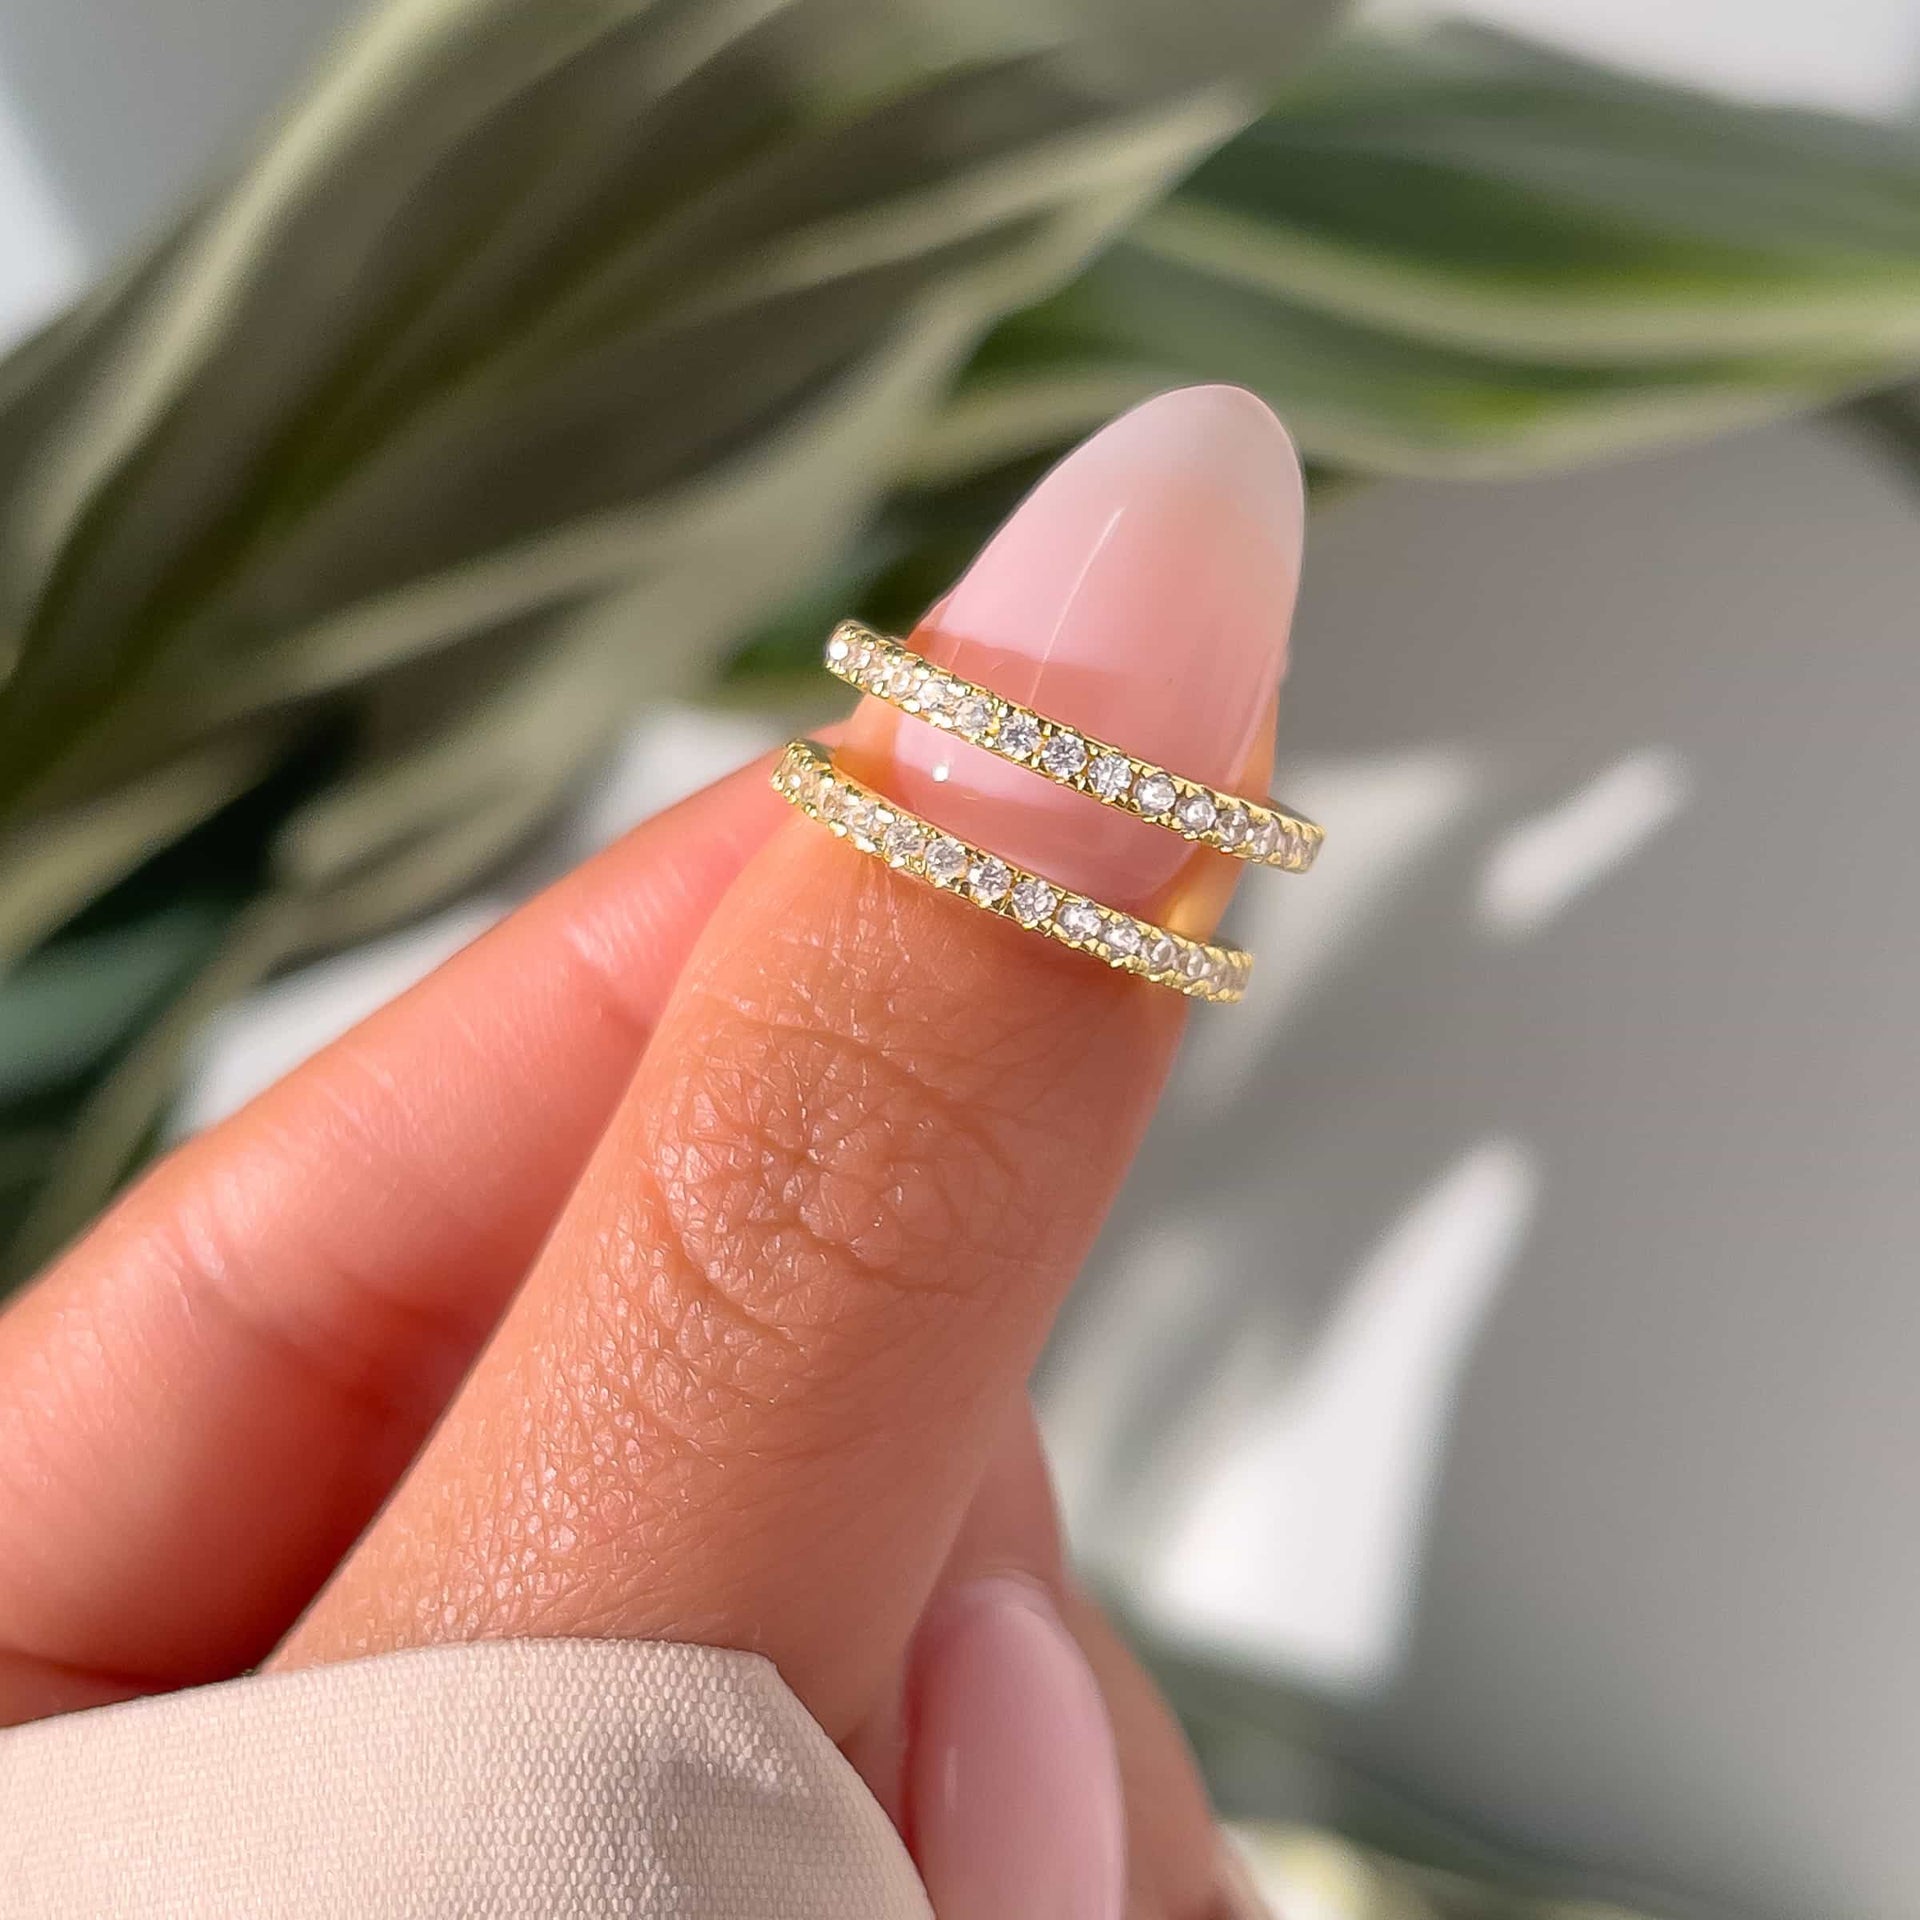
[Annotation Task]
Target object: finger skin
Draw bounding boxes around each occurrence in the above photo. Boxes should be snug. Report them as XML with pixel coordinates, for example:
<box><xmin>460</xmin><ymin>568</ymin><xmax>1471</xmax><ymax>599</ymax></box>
<box><xmin>282</xmin><ymin>824</ymin><xmax>1184</xmax><ymax>1737</ymax></box>
<box><xmin>0</xmin><ymin>756</ymin><xmax>785</xmax><ymax>1721</ymax></box>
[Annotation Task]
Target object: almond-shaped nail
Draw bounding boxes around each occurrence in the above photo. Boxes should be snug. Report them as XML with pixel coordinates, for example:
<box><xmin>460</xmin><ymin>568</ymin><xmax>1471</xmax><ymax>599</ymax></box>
<box><xmin>908</xmin><ymin>1576</ymin><xmax>1127</xmax><ymax>1920</ymax></box>
<box><xmin>843</xmin><ymin>385</ymin><xmax>1304</xmax><ymax>929</ymax></box>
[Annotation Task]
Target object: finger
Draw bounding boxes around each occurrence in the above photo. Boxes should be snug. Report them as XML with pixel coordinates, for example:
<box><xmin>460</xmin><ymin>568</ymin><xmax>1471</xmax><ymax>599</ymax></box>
<box><xmin>285</xmin><ymin>388</ymin><xmax>1306</xmax><ymax>1751</ymax></box>
<box><xmin>906</xmin><ymin>1405</ymin><xmax>1232</xmax><ymax>1920</ymax></box>
<box><xmin>0</xmin><ymin>753</ymin><xmax>786</xmax><ymax>1723</ymax></box>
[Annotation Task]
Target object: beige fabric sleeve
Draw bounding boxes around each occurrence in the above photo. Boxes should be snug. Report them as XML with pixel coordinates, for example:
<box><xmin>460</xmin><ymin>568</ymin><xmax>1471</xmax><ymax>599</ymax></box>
<box><xmin>0</xmin><ymin>1638</ymin><xmax>933</xmax><ymax>1919</ymax></box>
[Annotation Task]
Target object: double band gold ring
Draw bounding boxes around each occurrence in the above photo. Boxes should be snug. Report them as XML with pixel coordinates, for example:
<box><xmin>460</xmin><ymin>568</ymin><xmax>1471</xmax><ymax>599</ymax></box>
<box><xmin>773</xmin><ymin>622</ymin><xmax>1325</xmax><ymax>1006</ymax></box>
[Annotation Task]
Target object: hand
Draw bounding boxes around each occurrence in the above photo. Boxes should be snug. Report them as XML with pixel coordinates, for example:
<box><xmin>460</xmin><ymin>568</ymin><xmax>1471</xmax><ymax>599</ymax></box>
<box><xmin>0</xmin><ymin>386</ymin><xmax>1301</xmax><ymax>1920</ymax></box>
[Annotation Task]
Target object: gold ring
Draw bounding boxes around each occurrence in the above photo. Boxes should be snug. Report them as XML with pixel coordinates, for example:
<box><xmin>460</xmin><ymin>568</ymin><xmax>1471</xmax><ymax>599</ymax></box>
<box><xmin>773</xmin><ymin>741</ymin><xmax>1251</xmax><ymax>1004</ymax></box>
<box><xmin>825</xmin><ymin>621</ymin><xmax>1323</xmax><ymax>872</ymax></box>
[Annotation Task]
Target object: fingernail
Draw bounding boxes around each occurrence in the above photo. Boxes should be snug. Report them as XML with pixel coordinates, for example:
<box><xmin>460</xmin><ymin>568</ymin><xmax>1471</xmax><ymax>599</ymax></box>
<box><xmin>844</xmin><ymin>385</ymin><xmax>1304</xmax><ymax>927</ymax></box>
<box><xmin>908</xmin><ymin>1575</ymin><xmax>1127</xmax><ymax>1920</ymax></box>
<box><xmin>1215</xmin><ymin>1831</ymin><xmax>1278</xmax><ymax>1920</ymax></box>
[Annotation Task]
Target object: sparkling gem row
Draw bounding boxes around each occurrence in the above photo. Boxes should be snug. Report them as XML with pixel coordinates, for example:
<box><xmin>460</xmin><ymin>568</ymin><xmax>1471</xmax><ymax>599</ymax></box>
<box><xmin>824</xmin><ymin>622</ymin><xmax>1322</xmax><ymax>872</ymax></box>
<box><xmin>773</xmin><ymin>742</ymin><xmax>1251</xmax><ymax>1004</ymax></box>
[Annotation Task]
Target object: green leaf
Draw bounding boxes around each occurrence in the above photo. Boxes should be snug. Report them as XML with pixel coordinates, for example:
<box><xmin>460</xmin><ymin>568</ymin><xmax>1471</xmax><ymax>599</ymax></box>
<box><xmin>727</xmin><ymin>20</ymin><xmax>1920</xmax><ymax>684</ymax></box>
<box><xmin>0</xmin><ymin>734</ymin><xmax>281</xmax><ymax>968</ymax></box>
<box><xmin>3</xmin><ymin>903</ymin><xmax>295</xmax><ymax>1283</ymax></box>
<box><xmin>886</xmin><ymin>20</ymin><xmax>1920</xmax><ymax>496</ymax></box>
<box><xmin>1174</xmin><ymin>24</ymin><xmax>1920</xmax><ymax>365</ymax></box>
<box><xmin>0</xmin><ymin>0</ymin><xmax>1313</xmax><ymax>823</ymax></box>
<box><xmin>0</xmin><ymin>904</ymin><xmax>230</xmax><ymax>1105</ymax></box>
<box><xmin>944</xmin><ymin>245</ymin><xmax>1878</xmax><ymax>479</ymax></box>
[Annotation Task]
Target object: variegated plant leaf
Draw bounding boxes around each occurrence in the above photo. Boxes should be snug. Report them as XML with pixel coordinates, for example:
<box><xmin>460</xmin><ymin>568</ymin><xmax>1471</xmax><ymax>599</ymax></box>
<box><xmin>925</xmin><ymin>23</ymin><xmax>1920</xmax><ymax>483</ymax></box>
<box><xmin>0</xmin><ymin>0</ymin><xmax>1338</xmax><ymax>1279</ymax></box>
<box><xmin>707</xmin><ymin>17</ymin><xmax>1920</xmax><ymax>676</ymax></box>
<box><xmin>1164</xmin><ymin>24</ymin><xmax>1920</xmax><ymax>366</ymax></box>
<box><xmin>0</xmin><ymin>0</ymin><xmax>1328</xmax><ymax>821</ymax></box>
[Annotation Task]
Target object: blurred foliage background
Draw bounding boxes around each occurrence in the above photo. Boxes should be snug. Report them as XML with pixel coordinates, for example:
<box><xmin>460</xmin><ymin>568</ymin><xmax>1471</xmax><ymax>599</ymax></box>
<box><xmin>3</xmin><ymin>1</ymin><xmax>1917</xmax><ymax>1909</ymax></box>
<box><xmin>6</xmin><ymin>0</ymin><xmax>1920</xmax><ymax>1281</ymax></box>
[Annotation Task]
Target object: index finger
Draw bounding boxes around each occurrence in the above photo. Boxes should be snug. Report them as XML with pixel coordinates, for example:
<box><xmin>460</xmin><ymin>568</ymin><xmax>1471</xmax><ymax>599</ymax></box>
<box><xmin>0</xmin><ymin>756</ymin><xmax>788</xmax><ymax>1720</ymax></box>
<box><xmin>284</xmin><ymin>387</ymin><xmax>1306</xmax><ymax>1739</ymax></box>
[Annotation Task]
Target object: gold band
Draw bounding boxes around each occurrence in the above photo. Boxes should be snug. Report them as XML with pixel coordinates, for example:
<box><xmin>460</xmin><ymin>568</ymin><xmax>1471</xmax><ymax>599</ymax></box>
<box><xmin>773</xmin><ymin>740</ymin><xmax>1251</xmax><ymax>1004</ymax></box>
<box><xmin>825</xmin><ymin>621</ymin><xmax>1323</xmax><ymax>872</ymax></box>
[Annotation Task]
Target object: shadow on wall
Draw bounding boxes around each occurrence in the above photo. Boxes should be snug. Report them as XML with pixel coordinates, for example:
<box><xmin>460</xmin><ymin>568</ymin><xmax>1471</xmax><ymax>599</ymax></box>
<box><xmin>1041</xmin><ymin>737</ymin><xmax>1681</xmax><ymax>1694</ymax></box>
<box><xmin>1042</xmin><ymin>415</ymin><xmax>1920</xmax><ymax>1920</ymax></box>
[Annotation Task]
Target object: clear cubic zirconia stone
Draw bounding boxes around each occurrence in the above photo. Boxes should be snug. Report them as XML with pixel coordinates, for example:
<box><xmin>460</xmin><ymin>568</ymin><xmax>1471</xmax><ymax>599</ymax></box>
<box><xmin>1010</xmin><ymin>877</ymin><xmax>1056</xmax><ymax>925</ymax></box>
<box><xmin>1040</xmin><ymin>732</ymin><xmax>1089</xmax><ymax>778</ymax></box>
<box><xmin>924</xmin><ymin>836</ymin><xmax>967</xmax><ymax>883</ymax></box>
<box><xmin>998</xmin><ymin>713</ymin><xmax>1043</xmax><ymax>760</ymax></box>
<box><xmin>1134</xmin><ymin>771</ymin><xmax>1176</xmax><ymax>815</ymax></box>
<box><xmin>968</xmin><ymin>857</ymin><xmax>1012</xmax><ymax>904</ymax></box>
<box><xmin>1057</xmin><ymin>900</ymin><xmax>1103</xmax><ymax>942</ymax></box>
<box><xmin>1176</xmin><ymin>791</ymin><xmax>1218</xmax><ymax>834</ymax></box>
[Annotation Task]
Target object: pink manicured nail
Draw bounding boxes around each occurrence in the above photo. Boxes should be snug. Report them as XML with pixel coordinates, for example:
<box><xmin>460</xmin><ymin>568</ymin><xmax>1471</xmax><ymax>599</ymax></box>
<box><xmin>844</xmin><ymin>385</ymin><xmax>1304</xmax><ymax>925</ymax></box>
<box><xmin>908</xmin><ymin>1576</ymin><xmax>1127</xmax><ymax>1920</ymax></box>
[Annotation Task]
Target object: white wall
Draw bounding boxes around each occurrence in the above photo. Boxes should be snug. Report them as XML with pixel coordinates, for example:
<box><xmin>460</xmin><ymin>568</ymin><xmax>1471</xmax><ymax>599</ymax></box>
<box><xmin>1373</xmin><ymin>0</ymin><xmax>1920</xmax><ymax>117</ymax></box>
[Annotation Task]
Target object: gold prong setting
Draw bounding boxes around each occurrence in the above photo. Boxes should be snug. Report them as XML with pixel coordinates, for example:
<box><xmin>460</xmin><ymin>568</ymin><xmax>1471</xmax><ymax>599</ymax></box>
<box><xmin>824</xmin><ymin>621</ymin><xmax>1323</xmax><ymax>872</ymax></box>
<box><xmin>773</xmin><ymin>741</ymin><xmax>1250</xmax><ymax>1004</ymax></box>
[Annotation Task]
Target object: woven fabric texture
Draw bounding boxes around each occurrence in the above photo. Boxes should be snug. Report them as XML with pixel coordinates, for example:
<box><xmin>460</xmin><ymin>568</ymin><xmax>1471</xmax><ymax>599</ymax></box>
<box><xmin>0</xmin><ymin>1637</ymin><xmax>933</xmax><ymax>1918</ymax></box>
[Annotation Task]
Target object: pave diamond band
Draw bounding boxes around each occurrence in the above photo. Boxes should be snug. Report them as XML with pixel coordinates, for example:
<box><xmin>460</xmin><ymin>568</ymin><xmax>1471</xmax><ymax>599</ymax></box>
<box><xmin>824</xmin><ymin>620</ymin><xmax>1323</xmax><ymax>872</ymax></box>
<box><xmin>773</xmin><ymin>741</ymin><xmax>1251</xmax><ymax>1004</ymax></box>
<box><xmin>794</xmin><ymin>617</ymin><xmax>1329</xmax><ymax>1005</ymax></box>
